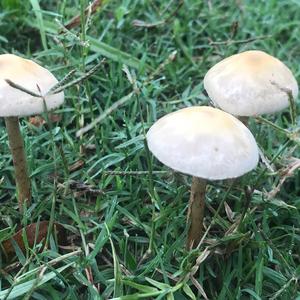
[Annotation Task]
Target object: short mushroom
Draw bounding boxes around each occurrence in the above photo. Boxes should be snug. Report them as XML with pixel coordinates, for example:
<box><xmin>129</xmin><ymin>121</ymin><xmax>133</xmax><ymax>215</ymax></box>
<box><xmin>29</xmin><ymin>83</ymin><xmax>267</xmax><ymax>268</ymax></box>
<box><xmin>204</xmin><ymin>50</ymin><xmax>298</xmax><ymax>117</ymax></box>
<box><xmin>146</xmin><ymin>106</ymin><xmax>259</xmax><ymax>249</ymax></box>
<box><xmin>0</xmin><ymin>54</ymin><xmax>64</xmax><ymax>211</ymax></box>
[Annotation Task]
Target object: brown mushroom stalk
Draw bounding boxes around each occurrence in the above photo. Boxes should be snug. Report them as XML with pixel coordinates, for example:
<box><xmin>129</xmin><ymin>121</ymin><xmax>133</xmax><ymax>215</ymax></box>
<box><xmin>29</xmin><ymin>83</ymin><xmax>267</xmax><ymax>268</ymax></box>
<box><xmin>187</xmin><ymin>177</ymin><xmax>206</xmax><ymax>249</ymax></box>
<box><xmin>5</xmin><ymin>117</ymin><xmax>31</xmax><ymax>210</ymax></box>
<box><xmin>239</xmin><ymin>116</ymin><xmax>249</xmax><ymax>126</ymax></box>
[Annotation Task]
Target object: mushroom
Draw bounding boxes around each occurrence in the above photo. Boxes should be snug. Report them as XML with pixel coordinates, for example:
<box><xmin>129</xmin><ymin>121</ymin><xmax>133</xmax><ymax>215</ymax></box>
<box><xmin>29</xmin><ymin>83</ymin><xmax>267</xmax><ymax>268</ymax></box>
<box><xmin>146</xmin><ymin>106</ymin><xmax>259</xmax><ymax>248</ymax></box>
<box><xmin>204</xmin><ymin>50</ymin><xmax>298</xmax><ymax>118</ymax></box>
<box><xmin>0</xmin><ymin>54</ymin><xmax>64</xmax><ymax>211</ymax></box>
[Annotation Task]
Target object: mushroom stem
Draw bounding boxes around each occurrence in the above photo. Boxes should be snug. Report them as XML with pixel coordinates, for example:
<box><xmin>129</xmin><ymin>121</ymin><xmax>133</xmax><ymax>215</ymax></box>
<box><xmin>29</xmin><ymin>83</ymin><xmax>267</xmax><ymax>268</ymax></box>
<box><xmin>187</xmin><ymin>176</ymin><xmax>206</xmax><ymax>249</ymax></box>
<box><xmin>239</xmin><ymin>116</ymin><xmax>249</xmax><ymax>126</ymax></box>
<box><xmin>5</xmin><ymin>117</ymin><xmax>31</xmax><ymax>211</ymax></box>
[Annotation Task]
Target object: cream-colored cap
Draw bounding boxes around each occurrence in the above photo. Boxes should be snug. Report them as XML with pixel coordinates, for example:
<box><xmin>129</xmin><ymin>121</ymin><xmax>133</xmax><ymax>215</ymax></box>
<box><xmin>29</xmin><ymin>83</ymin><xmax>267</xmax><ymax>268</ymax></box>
<box><xmin>204</xmin><ymin>50</ymin><xmax>298</xmax><ymax>116</ymax></box>
<box><xmin>0</xmin><ymin>54</ymin><xmax>64</xmax><ymax>117</ymax></box>
<box><xmin>146</xmin><ymin>106</ymin><xmax>259</xmax><ymax>180</ymax></box>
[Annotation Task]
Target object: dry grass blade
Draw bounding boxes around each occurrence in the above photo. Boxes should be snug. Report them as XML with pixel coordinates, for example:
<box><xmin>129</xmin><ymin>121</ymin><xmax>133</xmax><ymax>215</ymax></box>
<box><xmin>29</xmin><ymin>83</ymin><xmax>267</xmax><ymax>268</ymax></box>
<box><xmin>209</xmin><ymin>35</ymin><xmax>272</xmax><ymax>45</ymax></box>
<box><xmin>76</xmin><ymin>91</ymin><xmax>134</xmax><ymax>137</ymax></box>
<box><xmin>76</xmin><ymin>50</ymin><xmax>177</xmax><ymax>137</ymax></box>
<box><xmin>5</xmin><ymin>79</ymin><xmax>41</xmax><ymax>98</ymax></box>
<box><xmin>103</xmin><ymin>170</ymin><xmax>168</xmax><ymax>176</ymax></box>
<box><xmin>68</xmin><ymin>179</ymin><xmax>105</xmax><ymax>196</ymax></box>
<box><xmin>267</xmin><ymin>157</ymin><xmax>300</xmax><ymax>199</ymax></box>
<box><xmin>46</xmin><ymin>69</ymin><xmax>76</xmax><ymax>95</ymax></box>
<box><xmin>259</xmin><ymin>147</ymin><xmax>275</xmax><ymax>172</ymax></box>
<box><xmin>190</xmin><ymin>276</ymin><xmax>209</xmax><ymax>300</ymax></box>
<box><xmin>224</xmin><ymin>201</ymin><xmax>234</xmax><ymax>222</ymax></box>
<box><xmin>62</xmin><ymin>0</ymin><xmax>108</xmax><ymax>31</ymax></box>
<box><xmin>270</xmin><ymin>81</ymin><xmax>296</xmax><ymax>125</ymax></box>
<box><xmin>50</xmin><ymin>59</ymin><xmax>105</xmax><ymax>95</ymax></box>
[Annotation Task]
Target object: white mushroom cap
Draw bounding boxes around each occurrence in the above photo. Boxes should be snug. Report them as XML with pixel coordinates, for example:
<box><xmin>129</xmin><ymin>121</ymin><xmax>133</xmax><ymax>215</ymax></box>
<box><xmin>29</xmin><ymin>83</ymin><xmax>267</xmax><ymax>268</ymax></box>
<box><xmin>146</xmin><ymin>106</ymin><xmax>259</xmax><ymax>180</ymax></box>
<box><xmin>204</xmin><ymin>50</ymin><xmax>298</xmax><ymax>116</ymax></box>
<box><xmin>0</xmin><ymin>54</ymin><xmax>64</xmax><ymax>117</ymax></box>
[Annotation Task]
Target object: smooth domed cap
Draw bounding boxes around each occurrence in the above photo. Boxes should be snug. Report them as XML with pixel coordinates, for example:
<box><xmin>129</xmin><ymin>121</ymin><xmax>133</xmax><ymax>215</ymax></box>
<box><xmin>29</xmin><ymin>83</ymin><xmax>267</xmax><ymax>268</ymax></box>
<box><xmin>204</xmin><ymin>50</ymin><xmax>298</xmax><ymax>116</ymax></box>
<box><xmin>146</xmin><ymin>106</ymin><xmax>259</xmax><ymax>180</ymax></box>
<box><xmin>0</xmin><ymin>54</ymin><xmax>64</xmax><ymax>117</ymax></box>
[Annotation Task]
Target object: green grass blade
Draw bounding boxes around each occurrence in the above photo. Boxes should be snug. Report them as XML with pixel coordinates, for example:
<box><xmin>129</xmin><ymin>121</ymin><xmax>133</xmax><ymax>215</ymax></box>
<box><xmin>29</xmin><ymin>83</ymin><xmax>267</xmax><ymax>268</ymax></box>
<box><xmin>29</xmin><ymin>0</ymin><xmax>48</xmax><ymax>50</ymax></box>
<box><xmin>0</xmin><ymin>263</ymin><xmax>74</xmax><ymax>300</ymax></box>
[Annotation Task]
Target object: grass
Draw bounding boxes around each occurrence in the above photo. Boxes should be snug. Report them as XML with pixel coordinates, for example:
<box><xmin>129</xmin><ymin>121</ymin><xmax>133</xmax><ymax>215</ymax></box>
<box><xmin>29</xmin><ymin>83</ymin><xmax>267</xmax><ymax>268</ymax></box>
<box><xmin>0</xmin><ymin>0</ymin><xmax>299</xmax><ymax>299</ymax></box>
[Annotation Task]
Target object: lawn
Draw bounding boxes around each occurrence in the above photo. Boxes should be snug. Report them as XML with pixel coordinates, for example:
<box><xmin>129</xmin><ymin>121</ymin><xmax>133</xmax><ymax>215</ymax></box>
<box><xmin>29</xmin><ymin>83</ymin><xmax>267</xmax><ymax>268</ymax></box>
<box><xmin>0</xmin><ymin>0</ymin><xmax>299</xmax><ymax>299</ymax></box>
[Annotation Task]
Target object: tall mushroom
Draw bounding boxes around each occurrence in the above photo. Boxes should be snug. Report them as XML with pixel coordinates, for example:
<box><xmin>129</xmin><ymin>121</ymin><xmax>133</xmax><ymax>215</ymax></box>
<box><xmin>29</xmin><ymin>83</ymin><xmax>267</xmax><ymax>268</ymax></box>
<box><xmin>146</xmin><ymin>106</ymin><xmax>259</xmax><ymax>249</ymax></box>
<box><xmin>204</xmin><ymin>50</ymin><xmax>298</xmax><ymax>118</ymax></box>
<box><xmin>0</xmin><ymin>54</ymin><xmax>64</xmax><ymax>211</ymax></box>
